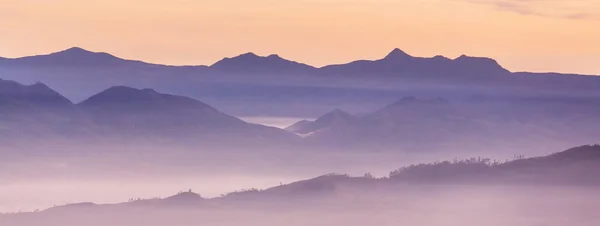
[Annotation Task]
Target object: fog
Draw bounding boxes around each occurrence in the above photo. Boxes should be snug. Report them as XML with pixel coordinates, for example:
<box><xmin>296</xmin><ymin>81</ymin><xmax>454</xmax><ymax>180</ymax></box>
<box><xmin>0</xmin><ymin>142</ymin><xmax>460</xmax><ymax>213</ymax></box>
<box><xmin>240</xmin><ymin>117</ymin><xmax>313</xmax><ymax>129</ymax></box>
<box><xmin>0</xmin><ymin>176</ymin><xmax>294</xmax><ymax>213</ymax></box>
<box><xmin>2</xmin><ymin>185</ymin><xmax>599</xmax><ymax>226</ymax></box>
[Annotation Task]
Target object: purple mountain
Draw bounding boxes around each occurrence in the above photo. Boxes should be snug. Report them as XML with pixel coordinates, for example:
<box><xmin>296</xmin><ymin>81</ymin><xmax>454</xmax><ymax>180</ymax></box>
<box><xmin>0</xmin><ymin>47</ymin><xmax>160</xmax><ymax>67</ymax></box>
<box><xmin>210</xmin><ymin>52</ymin><xmax>316</xmax><ymax>74</ymax></box>
<box><xmin>0</xmin><ymin>79</ymin><xmax>72</xmax><ymax>107</ymax></box>
<box><xmin>0</xmin><ymin>79</ymin><xmax>299</xmax><ymax>144</ymax></box>
<box><xmin>320</xmin><ymin>48</ymin><xmax>509</xmax><ymax>77</ymax></box>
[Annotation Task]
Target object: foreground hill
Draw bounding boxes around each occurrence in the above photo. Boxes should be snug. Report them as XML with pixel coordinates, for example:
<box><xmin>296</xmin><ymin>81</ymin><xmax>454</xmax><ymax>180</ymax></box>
<box><xmin>17</xmin><ymin>144</ymin><xmax>600</xmax><ymax>212</ymax></box>
<box><xmin>3</xmin><ymin>145</ymin><xmax>599</xmax><ymax>226</ymax></box>
<box><xmin>388</xmin><ymin>144</ymin><xmax>600</xmax><ymax>184</ymax></box>
<box><xmin>213</xmin><ymin>145</ymin><xmax>600</xmax><ymax>203</ymax></box>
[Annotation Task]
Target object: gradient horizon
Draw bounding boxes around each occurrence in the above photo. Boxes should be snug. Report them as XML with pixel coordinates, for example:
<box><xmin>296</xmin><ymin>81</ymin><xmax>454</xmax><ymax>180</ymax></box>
<box><xmin>1</xmin><ymin>0</ymin><xmax>599</xmax><ymax>74</ymax></box>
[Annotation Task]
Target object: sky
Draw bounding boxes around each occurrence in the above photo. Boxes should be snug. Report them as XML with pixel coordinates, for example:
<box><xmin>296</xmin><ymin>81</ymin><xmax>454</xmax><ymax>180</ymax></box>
<box><xmin>1</xmin><ymin>0</ymin><xmax>600</xmax><ymax>74</ymax></box>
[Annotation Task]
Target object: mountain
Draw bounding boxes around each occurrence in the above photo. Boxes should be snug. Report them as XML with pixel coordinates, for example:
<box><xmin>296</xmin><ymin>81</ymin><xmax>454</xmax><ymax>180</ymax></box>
<box><xmin>0</xmin><ymin>79</ymin><xmax>72</xmax><ymax>108</ymax></box>
<box><xmin>285</xmin><ymin>97</ymin><xmax>455</xmax><ymax>144</ymax></box>
<box><xmin>0</xmin><ymin>79</ymin><xmax>80</xmax><ymax>141</ymax></box>
<box><xmin>389</xmin><ymin>144</ymin><xmax>600</xmax><ymax>184</ymax></box>
<box><xmin>0</xmin><ymin>79</ymin><xmax>298</xmax><ymax>145</ymax></box>
<box><xmin>319</xmin><ymin>48</ymin><xmax>510</xmax><ymax>77</ymax></box>
<box><xmin>210</xmin><ymin>52</ymin><xmax>316</xmax><ymax>74</ymax></box>
<box><xmin>78</xmin><ymin>86</ymin><xmax>246</xmax><ymax>134</ymax></box>
<box><xmin>0</xmin><ymin>47</ymin><xmax>161</xmax><ymax>68</ymax></box>
<box><xmin>2</xmin><ymin>47</ymin><xmax>600</xmax><ymax>119</ymax></box>
<box><xmin>77</xmin><ymin>86</ymin><xmax>300</xmax><ymax>142</ymax></box>
<box><xmin>287</xmin><ymin>96</ymin><xmax>600</xmax><ymax>152</ymax></box>
<box><xmin>285</xmin><ymin>109</ymin><xmax>355</xmax><ymax>135</ymax></box>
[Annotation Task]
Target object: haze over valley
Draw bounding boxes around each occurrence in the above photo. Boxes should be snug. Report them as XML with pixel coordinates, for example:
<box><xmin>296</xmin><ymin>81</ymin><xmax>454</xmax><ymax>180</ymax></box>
<box><xmin>2</xmin><ymin>2</ymin><xmax>600</xmax><ymax>222</ymax></box>
<box><xmin>1</xmin><ymin>47</ymin><xmax>599</xmax><ymax>219</ymax></box>
<box><xmin>3</xmin><ymin>145</ymin><xmax>600</xmax><ymax>226</ymax></box>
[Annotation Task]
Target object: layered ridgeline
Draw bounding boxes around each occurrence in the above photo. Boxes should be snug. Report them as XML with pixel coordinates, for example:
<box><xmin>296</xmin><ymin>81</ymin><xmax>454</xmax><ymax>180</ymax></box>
<box><xmin>0</xmin><ymin>78</ymin><xmax>298</xmax><ymax>145</ymax></box>
<box><xmin>1</xmin><ymin>47</ymin><xmax>600</xmax><ymax>117</ymax></box>
<box><xmin>286</xmin><ymin>97</ymin><xmax>600</xmax><ymax>152</ymax></box>
<box><xmin>0</xmin><ymin>47</ymin><xmax>506</xmax><ymax>75</ymax></box>
<box><xmin>1</xmin><ymin>78</ymin><xmax>598</xmax><ymax>152</ymax></box>
<box><xmin>9</xmin><ymin>144</ymin><xmax>600</xmax><ymax>212</ymax></box>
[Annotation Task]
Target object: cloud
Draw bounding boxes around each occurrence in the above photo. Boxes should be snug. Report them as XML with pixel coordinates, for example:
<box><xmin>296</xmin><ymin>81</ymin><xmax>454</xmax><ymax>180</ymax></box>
<box><xmin>461</xmin><ymin>0</ymin><xmax>600</xmax><ymax>20</ymax></box>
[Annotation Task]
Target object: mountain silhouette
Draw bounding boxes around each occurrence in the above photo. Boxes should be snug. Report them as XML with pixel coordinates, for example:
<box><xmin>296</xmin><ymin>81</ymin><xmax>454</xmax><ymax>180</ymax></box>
<box><xmin>0</xmin><ymin>47</ymin><xmax>590</xmax><ymax>79</ymax></box>
<box><xmin>0</xmin><ymin>79</ymin><xmax>72</xmax><ymax>107</ymax></box>
<box><xmin>2</xmin><ymin>47</ymin><xmax>598</xmax><ymax>104</ymax></box>
<box><xmin>320</xmin><ymin>48</ymin><xmax>509</xmax><ymax>77</ymax></box>
<box><xmin>77</xmin><ymin>86</ymin><xmax>300</xmax><ymax>142</ymax></box>
<box><xmin>78</xmin><ymin>86</ymin><xmax>244</xmax><ymax>131</ymax></box>
<box><xmin>0</xmin><ymin>79</ymin><xmax>299</xmax><ymax>144</ymax></box>
<box><xmin>384</xmin><ymin>48</ymin><xmax>413</xmax><ymax>60</ymax></box>
<box><xmin>0</xmin><ymin>47</ymin><xmax>159</xmax><ymax>67</ymax></box>
<box><xmin>210</xmin><ymin>52</ymin><xmax>316</xmax><ymax>74</ymax></box>
<box><xmin>284</xmin><ymin>96</ymin><xmax>600</xmax><ymax>150</ymax></box>
<box><xmin>0</xmin><ymin>47</ymin><xmax>515</xmax><ymax>79</ymax></box>
<box><xmin>80</xmin><ymin>86</ymin><xmax>218</xmax><ymax>111</ymax></box>
<box><xmin>286</xmin><ymin>109</ymin><xmax>356</xmax><ymax>135</ymax></box>
<box><xmin>0</xmin><ymin>79</ymin><xmax>82</xmax><ymax>141</ymax></box>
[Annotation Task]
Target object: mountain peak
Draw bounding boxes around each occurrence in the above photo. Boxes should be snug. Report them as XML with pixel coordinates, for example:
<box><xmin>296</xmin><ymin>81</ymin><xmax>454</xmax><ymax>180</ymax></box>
<box><xmin>267</xmin><ymin>54</ymin><xmax>281</xmax><ymax>59</ymax></box>
<box><xmin>316</xmin><ymin>109</ymin><xmax>354</xmax><ymax>124</ymax></box>
<box><xmin>238</xmin><ymin>52</ymin><xmax>259</xmax><ymax>58</ymax></box>
<box><xmin>384</xmin><ymin>48</ymin><xmax>412</xmax><ymax>60</ymax></box>
<box><xmin>0</xmin><ymin>79</ymin><xmax>72</xmax><ymax>106</ymax></box>
<box><xmin>432</xmin><ymin>55</ymin><xmax>450</xmax><ymax>61</ymax></box>
<box><xmin>454</xmin><ymin>54</ymin><xmax>496</xmax><ymax>63</ymax></box>
<box><xmin>6</xmin><ymin>46</ymin><xmax>152</xmax><ymax>67</ymax></box>
<box><xmin>211</xmin><ymin>52</ymin><xmax>315</xmax><ymax>73</ymax></box>
<box><xmin>285</xmin><ymin>109</ymin><xmax>355</xmax><ymax>135</ymax></box>
<box><xmin>61</xmin><ymin>46</ymin><xmax>93</xmax><ymax>54</ymax></box>
<box><xmin>51</xmin><ymin>47</ymin><xmax>111</xmax><ymax>58</ymax></box>
<box><xmin>453</xmin><ymin>54</ymin><xmax>510</xmax><ymax>74</ymax></box>
<box><xmin>80</xmin><ymin>86</ymin><xmax>166</xmax><ymax>106</ymax></box>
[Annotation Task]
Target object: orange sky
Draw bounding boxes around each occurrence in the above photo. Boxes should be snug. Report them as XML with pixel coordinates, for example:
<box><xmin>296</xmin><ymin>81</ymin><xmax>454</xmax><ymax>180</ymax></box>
<box><xmin>1</xmin><ymin>0</ymin><xmax>600</xmax><ymax>74</ymax></box>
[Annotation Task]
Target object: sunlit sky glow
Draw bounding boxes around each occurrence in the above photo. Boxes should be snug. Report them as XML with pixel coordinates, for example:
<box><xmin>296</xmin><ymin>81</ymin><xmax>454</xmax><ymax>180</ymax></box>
<box><xmin>1</xmin><ymin>0</ymin><xmax>599</xmax><ymax>74</ymax></box>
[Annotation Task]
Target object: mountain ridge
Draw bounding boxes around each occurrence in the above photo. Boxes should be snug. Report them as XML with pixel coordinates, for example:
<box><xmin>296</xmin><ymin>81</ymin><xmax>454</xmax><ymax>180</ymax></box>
<box><xmin>210</xmin><ymin>51</ymin><xmax>316</xmax><ymax>74</ymax></box>
<box><xmin>3</xmin><ymin>47</ymin><xmax>595</xmax><ymax>76</ymax></box>
<box><xmin>0</xmin><ymin>79</ymin><xmax>300</xmax><ymax>144</ymax></box>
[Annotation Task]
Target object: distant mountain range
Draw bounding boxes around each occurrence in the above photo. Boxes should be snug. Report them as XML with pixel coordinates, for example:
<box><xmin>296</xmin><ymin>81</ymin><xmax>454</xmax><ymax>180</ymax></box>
<box><xmin>1</xmin><ymin>47</ymin><xmax>599</xmax><ymax>152</ymax></box>
<box><xmin>319</xmin><ymin>48</ymin><xmax>510</xmax><ymax>77</ymax></box>
<box><xmin>1</xmin><ymin>47</ymin><xmax>599</xmax><ymax>118</ymax></box>
<box><xmin>0</xmin><ymin>47</ymin><xmax>158</xmax><ymax>68</ymax></box>
<box><xmin>0</xmin><ymin>47</ymin><xmax>576</xmax><ymax>77</ymax></box>
<box><xmin>0</xmin><ymin>77</ymin><xmax>597</xmax><ymax>153</ymax></box>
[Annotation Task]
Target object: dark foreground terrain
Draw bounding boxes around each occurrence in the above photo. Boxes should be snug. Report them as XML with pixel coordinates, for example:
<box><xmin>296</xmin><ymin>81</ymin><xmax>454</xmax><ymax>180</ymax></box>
<box><xmin>2</xmin><ymin>145</ymin><xmax>600</xmax><ymax>226</ymax></box>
